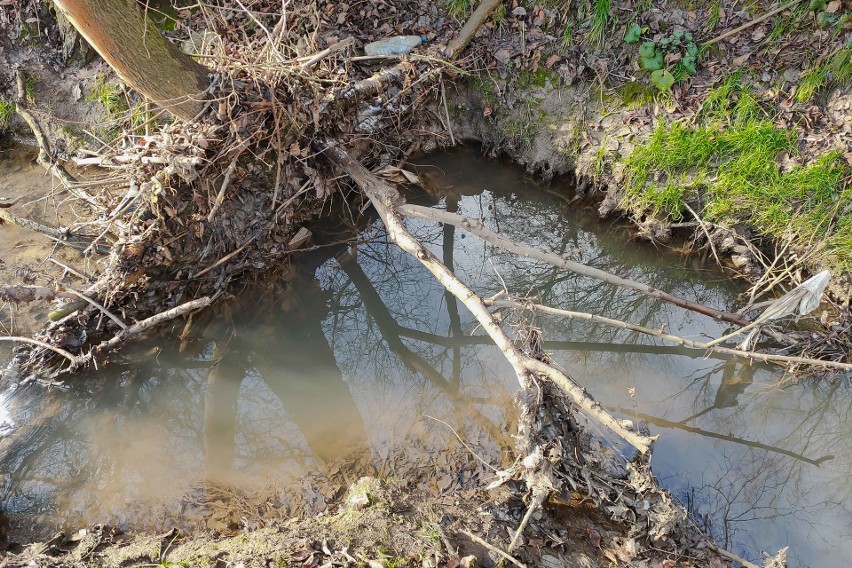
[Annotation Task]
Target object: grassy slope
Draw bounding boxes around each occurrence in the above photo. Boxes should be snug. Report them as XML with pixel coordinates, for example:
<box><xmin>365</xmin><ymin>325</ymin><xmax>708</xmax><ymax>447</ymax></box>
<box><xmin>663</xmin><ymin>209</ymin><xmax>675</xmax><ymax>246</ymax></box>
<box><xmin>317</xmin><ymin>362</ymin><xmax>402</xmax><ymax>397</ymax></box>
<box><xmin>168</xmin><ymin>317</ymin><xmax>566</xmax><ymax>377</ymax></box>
<box><xmin>621</xmin><ymin>74</ymin><xmax>852</xmax><ymax>271</ymax></box>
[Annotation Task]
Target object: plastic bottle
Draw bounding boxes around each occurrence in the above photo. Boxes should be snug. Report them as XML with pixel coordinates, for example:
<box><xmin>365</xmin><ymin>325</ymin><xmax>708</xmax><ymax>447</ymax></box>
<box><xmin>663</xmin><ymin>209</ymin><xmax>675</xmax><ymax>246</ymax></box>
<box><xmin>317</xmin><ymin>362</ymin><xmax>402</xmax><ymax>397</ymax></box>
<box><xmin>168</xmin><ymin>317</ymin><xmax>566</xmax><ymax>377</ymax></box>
<box><xmin>364</xmin><ymin>35</ymin><xmax>427</xmax><ymax>56</ymax></box>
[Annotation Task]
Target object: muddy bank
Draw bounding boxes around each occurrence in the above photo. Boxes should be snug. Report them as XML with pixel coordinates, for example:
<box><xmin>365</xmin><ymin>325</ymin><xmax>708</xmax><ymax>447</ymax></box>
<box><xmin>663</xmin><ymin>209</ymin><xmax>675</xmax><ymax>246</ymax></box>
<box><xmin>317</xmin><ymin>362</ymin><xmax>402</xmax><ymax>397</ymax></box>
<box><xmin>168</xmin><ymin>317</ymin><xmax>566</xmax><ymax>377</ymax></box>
<box><xmin>0</xmin><ymin>475</ymin><xmax>699</xmax><ymax>568</ymax></box>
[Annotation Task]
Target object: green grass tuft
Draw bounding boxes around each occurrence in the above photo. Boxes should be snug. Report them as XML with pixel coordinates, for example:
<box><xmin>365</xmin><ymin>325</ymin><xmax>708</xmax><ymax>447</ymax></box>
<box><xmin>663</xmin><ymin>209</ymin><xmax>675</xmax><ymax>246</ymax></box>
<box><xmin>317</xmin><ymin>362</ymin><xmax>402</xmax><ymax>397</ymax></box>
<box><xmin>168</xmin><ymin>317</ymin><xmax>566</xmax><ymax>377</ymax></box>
<box><xmin>0</xmin><ymin>100</ymin><xmax>15</xmax><ymax>129</ymax></box>
<box><xmin>623</xmin><ymin>79</ymin><xmax>852</xmax><ymax>270</ymax></box>
<box><xmin>796</xmin><ymin>65</ymin><xmax>829</xmax><ymax>102</ymax></box>
<box><xmin>446</xmin><ymin>0</ymin><xmax>469</xmax><ymax>20</ymax></box>
<box><xmin>588</xmin><ymin>0</ymin><xmax>612</xmax><ymax>47</ymax></box>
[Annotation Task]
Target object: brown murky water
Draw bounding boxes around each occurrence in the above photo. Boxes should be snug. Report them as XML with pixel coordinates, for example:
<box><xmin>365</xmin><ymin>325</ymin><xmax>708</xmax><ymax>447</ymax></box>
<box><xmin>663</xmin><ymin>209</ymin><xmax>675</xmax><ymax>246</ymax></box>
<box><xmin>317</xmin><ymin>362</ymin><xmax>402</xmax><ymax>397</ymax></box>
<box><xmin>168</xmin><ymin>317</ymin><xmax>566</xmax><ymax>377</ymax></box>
<box><xmin>1</xmin><ymin>146</ymin><xmax>850</xmax><ymax>567</ymax></box>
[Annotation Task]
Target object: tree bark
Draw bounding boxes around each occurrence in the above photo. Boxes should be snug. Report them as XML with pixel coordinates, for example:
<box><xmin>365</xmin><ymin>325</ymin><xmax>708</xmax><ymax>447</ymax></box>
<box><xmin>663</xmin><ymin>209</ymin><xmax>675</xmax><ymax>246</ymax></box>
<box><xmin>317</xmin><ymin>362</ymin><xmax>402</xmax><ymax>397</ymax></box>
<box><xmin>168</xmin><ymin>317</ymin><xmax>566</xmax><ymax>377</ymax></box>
<box><xmin>53</xmin><ymin>0</ymin><xmax>210</xmax><ymax>120</ymax></box>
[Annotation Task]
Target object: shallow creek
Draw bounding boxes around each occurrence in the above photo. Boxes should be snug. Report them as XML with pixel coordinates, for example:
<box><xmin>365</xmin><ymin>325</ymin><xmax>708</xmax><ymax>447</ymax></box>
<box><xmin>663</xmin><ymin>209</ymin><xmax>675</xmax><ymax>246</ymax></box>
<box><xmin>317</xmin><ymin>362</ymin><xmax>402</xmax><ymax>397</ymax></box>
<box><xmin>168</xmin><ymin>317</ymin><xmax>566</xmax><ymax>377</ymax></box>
<box><xmin>0</xmin><ymin>146</ymin><xmax>850</xmax><ymax>567</ymax></box>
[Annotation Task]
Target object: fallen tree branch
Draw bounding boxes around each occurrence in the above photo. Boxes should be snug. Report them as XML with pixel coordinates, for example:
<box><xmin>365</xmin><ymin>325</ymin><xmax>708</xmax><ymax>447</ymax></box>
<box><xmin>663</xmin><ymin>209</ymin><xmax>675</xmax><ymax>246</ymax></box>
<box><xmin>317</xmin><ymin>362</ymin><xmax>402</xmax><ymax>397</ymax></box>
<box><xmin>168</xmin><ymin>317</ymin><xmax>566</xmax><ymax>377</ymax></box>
<box><xmin>323</xmin><ymin>141</ymin><xmax>654</xmax><ymax>454</ymax></box>
<box><xmin>486</xmin><ymin>295</ymin><xmax>852</xmax><ymax>372</ymax></box>
<box><xmin>0</xmin><ymin>336</ymin><xmax>81</xmax><ymax>366</ymax></box>
<box><xmin>445</xmin><ymin>0</ymin><xmax>502</xmax><ymax>59</ymax></box>
<box><xmin>398</xmin><ymin>204</ymin><xmax>750</xmax><ymax>327</ymax></box>
<box><xmin>60</xmin><ymin>296</ymin><xmax>214</xmax><ymax>373</ymax></box>
<box><xmin>0</xmin><ymin>206</ymin><xmax>71</xmax><ymax>241</ymax></box>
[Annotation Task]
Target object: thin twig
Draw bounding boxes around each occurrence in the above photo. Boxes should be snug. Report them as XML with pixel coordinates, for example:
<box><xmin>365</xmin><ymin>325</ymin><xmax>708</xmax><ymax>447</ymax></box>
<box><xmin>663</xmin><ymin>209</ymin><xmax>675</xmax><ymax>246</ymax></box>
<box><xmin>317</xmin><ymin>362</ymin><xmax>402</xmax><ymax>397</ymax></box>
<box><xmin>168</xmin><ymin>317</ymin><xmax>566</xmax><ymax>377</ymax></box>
<box><xmin>61</xmin><ymin>287</ymin><xmax>127</xmax><ymax>331</ymax></box>
<box><xmin>0</xmin><ymin>336</ymin><xmax>80</xmax><ymax>366</ymax></box>
<box><xmin>487</xmin><ymin>296</ymin><xmax>852</xmax><ymax>372</ymax></box>
<box><xmin>706</xmin><ymin>543</ymin><xmax>761</xmax><ymax>568</ymax></box>
<box><xmin>398</xmin><ymin>204</ymin><xmax>749</xmax><ymax>326</ymax></box>
<box><xmin>459</xmin><ymin>530</ymin><xmax>528</xmax><ymax>568</ymax></box>
<box><xmin>424</xmin><ymin>414</ymin><xmax>498</xmax><ymax>472</ymax></box>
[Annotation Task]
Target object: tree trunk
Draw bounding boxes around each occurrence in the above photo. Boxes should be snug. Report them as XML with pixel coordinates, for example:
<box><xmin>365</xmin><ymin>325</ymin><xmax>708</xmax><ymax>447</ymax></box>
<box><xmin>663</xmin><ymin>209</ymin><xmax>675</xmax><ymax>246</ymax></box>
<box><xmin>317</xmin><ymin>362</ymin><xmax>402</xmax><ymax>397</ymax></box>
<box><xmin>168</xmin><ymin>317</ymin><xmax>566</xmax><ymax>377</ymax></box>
<box><xmin>53</xmin><ymin>0</ymin><xmax>210</xmax><ymax>120</ymax></box>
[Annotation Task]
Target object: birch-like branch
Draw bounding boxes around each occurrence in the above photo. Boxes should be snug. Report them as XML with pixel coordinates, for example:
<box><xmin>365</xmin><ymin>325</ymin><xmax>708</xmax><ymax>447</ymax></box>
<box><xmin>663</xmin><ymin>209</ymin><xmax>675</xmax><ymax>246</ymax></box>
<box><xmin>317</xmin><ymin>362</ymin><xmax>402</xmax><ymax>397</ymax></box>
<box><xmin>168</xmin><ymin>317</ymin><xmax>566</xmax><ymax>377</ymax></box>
<box><xmin>486</xmin><ymin>295</ymin><xmax>852</xmax><ymax>372</ymax></box>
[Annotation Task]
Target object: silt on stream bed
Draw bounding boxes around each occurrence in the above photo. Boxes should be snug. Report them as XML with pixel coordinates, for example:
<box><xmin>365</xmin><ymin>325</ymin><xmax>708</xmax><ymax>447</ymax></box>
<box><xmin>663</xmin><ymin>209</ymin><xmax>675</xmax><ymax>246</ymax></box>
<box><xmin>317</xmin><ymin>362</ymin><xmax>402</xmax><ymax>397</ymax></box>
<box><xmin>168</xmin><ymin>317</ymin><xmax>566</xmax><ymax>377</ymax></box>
<box><xmin>0</xmin><ymin>147</ymin><xmax>850</xmax><ymax>567</ymax></box>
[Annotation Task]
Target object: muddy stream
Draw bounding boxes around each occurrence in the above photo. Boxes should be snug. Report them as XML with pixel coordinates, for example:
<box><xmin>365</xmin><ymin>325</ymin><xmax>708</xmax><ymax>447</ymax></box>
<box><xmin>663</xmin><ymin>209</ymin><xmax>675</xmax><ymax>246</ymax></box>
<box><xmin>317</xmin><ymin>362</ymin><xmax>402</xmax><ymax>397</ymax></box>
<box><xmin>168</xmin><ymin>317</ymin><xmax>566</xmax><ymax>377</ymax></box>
<box><xmin>0</xmin><ymin>146</ymin><xmax>850</xmax><ymax>567</ymax></box>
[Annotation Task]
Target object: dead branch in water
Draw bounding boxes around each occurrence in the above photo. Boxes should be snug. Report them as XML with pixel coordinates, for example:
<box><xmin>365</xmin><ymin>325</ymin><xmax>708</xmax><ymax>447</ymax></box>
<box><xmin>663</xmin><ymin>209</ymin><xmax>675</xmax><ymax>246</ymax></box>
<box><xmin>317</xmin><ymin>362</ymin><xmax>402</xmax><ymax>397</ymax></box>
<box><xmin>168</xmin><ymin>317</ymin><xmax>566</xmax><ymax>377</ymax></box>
<box><xmin>31</xmin><ymin>296</ymin><xmax>214</xmax><ymax>380</ymax></box>
<box><xmin>485</xmin><ymin>295</ymin><xmax>852</xmax><ymax>372</ymax></box>
<box><xmin>322</xmin><ymin>141</ymin><xmax>655</xmax><ymax>454</ymax></box>
<box><xmin>397</xmin><ymin>204</ymin><xmax>750</xmax><ymax>327</ymax></box>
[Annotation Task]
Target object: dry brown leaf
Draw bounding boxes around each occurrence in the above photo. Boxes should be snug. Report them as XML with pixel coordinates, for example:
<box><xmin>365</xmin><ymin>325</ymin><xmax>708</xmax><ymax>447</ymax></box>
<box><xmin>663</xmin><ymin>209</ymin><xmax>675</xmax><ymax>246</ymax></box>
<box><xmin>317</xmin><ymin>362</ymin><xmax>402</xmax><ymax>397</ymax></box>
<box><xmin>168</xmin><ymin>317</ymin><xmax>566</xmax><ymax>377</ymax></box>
<box><xmin>732</xmin><ymin>53</ymin><xmax>751</xmax><ymax>66</ymax></box>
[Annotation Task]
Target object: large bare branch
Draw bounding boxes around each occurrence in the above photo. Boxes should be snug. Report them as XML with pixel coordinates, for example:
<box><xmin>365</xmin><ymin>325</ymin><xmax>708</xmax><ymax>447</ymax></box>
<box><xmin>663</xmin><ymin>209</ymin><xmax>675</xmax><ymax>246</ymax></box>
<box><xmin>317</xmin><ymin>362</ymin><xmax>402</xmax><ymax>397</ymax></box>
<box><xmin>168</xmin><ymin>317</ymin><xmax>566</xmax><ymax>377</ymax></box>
<box><xmin>398</xmin><ymin>203</ymin><xmax>750</xmax><ymax>327</ymax></box>
<box><xmin>486</xmin><ymin>295</ymin><xmax>852</xmax><ymax>373</ymax></box>
<box><xmin>322</xmin><ymin>142</ymin><xmax>654</xmax><ymax>454</ymax></box>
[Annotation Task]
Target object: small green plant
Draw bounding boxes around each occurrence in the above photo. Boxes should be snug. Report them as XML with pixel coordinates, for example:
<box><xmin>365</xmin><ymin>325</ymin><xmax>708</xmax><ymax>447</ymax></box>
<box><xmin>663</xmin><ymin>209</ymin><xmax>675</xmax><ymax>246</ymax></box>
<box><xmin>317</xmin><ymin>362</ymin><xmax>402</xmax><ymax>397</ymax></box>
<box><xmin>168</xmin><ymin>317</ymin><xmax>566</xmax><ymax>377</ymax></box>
<box><xmin>562</xmin><ymin>24</ymin><xmax>573</xmax><ymax>47</ymax></box>
<box><xmin>446</xmin><ymin>0</ymin><xmax>469</xmax><ymax>20</ymax></box>
<box><xmin>829</xmin><ymin>48</ymin><xmax>852</xmax><ymax>85</ymax></box>
<box><xmin>796</xmin><ymin>65</ymin><xmax>829</xmax><ymax>102</ymax></box>
<box><xmin>493</xmin><ymin>2</ymin><xmax>506</xmax><ymax>26</ymax></box>
<box><xmin>707</xmin><ymin>0</ymin><xmax>721</xmax><ymax>30</ymax></box>
<box><xmin>627</xmin><ymin>27</ymin><xmax>699</xmax><ymax>91</ymax></box>
<box><xmin>24</xmin><ymin>76</ymin><xmax>36</xmax><ymax>103</ymax></box>
<box><xmin>0</xmin><ymin>100</ymin><xmax>15</xmax><ymax>129</ymax></box>
<box><xmin>87</xmin><ymin>73</ymin><xmax>125</xmax><ymax>116</ymax></box>
<box><xmin>589</xmin><ymin>0</ymin><xmax>612</xmax><ymax>47</ymax></box>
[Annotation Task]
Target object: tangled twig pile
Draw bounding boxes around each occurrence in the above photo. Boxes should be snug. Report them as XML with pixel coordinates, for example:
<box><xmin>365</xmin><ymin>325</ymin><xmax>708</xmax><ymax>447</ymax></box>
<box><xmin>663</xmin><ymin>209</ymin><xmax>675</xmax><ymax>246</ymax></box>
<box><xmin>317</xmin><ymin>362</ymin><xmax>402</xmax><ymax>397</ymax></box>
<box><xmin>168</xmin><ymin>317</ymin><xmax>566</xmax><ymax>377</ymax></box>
<box><xmin>8</xmin><ymin>0</ymin><xmax>464</xmax><ymax>381</ymax></box>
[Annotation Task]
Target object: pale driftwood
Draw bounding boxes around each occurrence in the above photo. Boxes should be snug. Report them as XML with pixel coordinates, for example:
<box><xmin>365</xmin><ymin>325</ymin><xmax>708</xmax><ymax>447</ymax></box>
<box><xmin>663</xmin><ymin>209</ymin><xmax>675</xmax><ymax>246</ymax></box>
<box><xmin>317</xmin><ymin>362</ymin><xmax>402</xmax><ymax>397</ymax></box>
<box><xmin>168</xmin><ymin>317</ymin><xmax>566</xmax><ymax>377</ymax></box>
<box><xmin>0</xmin><ymin>207</ymin><xmax>70</xmax><ymax>241</ymax></box>
<box><xmin>14</xmin><ymin>72</ymin><xmax>103</xmax><ymax>210</ymax></box>
<box><xmin>459</xmin><ymin>530</ymin><xmax>528</xmax><ymax>568</ymax></box>
<box><xmin>444</xmin><ymin>0</ymin><xmax>502</xmax><ymax>59</ymax></box>
<box><xmin>323</xmin><ymin>142</ymin><xmax>654</xmax><ymax>454</ymax></box>
<box><xmin>486</xmin><ymin>296</ymin><xmax>852</xmax><ymax>372</ymax></box>
<box><xmin>398</xmin><ymin>204</ymin><xmax>750</xmax><ymax>327</ymax></box>
<box><xmin>72</xmin><ymin>154</ymin><xmax>203</xmax><ymax>167</ymax></box>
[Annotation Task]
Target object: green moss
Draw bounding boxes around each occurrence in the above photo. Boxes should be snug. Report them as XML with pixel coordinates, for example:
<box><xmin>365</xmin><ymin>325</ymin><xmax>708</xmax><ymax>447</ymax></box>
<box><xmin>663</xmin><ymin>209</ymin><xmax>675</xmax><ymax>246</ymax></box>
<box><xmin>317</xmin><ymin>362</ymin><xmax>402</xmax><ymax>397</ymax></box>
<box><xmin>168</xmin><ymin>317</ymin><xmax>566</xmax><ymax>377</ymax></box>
<box><xmin>623</xmin><ymin>79</ymin><xmax>852</xmax><ymax>269</ymax></box>
<box><xmin>517</xmin><ymin>67</ymin><xmax>557</xmax><ymax>89</ymax></box>
<box><xmin>617</xmin><ymin>81</ymin><xmax>655</xmax><ymax>107</ymax></box>
<box><xmin>87</xmin><ymin>73</ymin><xmax>126</xmax><ymax>116</ymax></box>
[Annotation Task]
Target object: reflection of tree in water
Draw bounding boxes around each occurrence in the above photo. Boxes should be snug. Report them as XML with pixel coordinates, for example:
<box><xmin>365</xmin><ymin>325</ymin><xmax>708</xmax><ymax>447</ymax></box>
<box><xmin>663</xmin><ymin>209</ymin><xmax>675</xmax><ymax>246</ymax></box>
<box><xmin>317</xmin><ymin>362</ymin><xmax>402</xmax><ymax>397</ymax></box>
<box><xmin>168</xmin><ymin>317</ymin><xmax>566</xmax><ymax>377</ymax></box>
<box><xmin>3</xmin><ymin>149</ymin><xmax>852</xmax><ymax>565</ymax></box>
